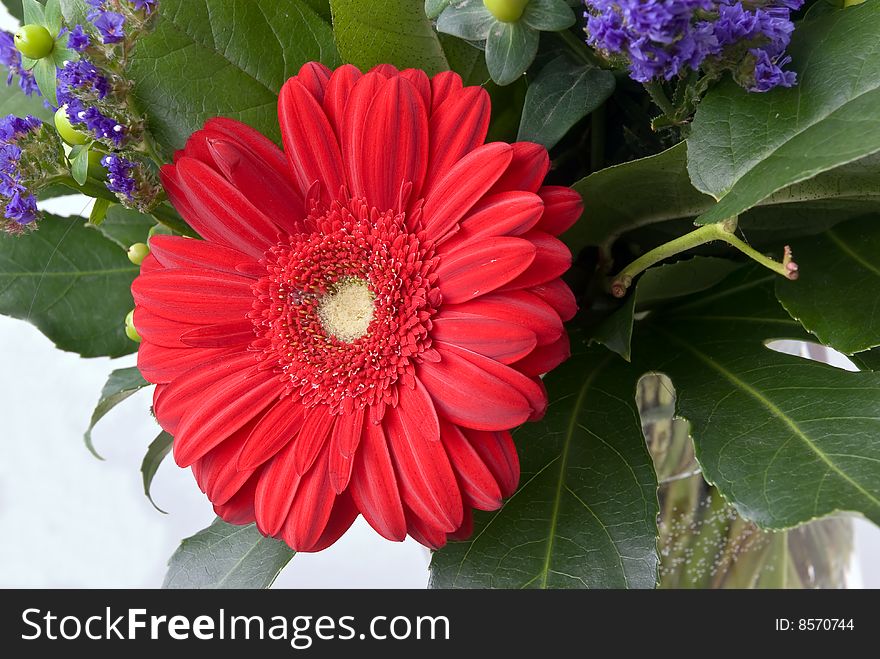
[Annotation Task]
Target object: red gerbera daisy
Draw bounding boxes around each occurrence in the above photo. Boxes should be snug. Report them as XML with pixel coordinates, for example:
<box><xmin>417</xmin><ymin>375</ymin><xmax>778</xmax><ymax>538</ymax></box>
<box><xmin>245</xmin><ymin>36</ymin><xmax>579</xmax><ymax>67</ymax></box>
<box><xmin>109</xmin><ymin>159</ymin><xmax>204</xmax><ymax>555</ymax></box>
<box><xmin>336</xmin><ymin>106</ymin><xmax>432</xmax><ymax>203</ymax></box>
<box><xmin>132</xmin><ymin>62</ymin><xmax>582</xmax><ymax>552</ymax></box>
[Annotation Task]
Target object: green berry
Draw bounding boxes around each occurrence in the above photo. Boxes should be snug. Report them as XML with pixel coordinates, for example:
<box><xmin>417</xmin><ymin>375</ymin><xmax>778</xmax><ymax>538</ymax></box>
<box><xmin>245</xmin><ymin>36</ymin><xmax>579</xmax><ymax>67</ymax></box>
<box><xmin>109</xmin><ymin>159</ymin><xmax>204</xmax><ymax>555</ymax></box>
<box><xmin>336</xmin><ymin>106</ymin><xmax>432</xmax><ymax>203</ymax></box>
<box><xmin>14</xmin><ymin>24</ymin><xmax>54</xmax><ymax>60</ymax></box>
<box><xmin>127</xmin><ymin>242</ymin><xmax>150</xmax><ymax>265</ymax></box>
<box><xmin>125</xmin><ymin>310</ymin><xmax>141</xmax><ymax>343</ymax></box>
<box><xmin>483</xmin><ymin>0</ymin><xmax>529</xmax><ymax>23</ymax></box>
<box><xmin>54</xmin><ymin>105</ymin><xmax>89</xmax><ymax>146</ymax></box>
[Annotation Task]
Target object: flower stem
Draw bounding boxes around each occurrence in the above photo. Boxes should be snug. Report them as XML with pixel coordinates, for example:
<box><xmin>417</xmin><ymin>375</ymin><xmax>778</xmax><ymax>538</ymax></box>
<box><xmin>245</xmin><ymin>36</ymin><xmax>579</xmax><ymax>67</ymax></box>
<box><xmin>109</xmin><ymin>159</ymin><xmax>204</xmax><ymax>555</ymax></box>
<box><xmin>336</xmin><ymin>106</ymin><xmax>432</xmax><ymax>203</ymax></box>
<box><xmin>643</xmin><ymin>80</ymin><xmax>676</xmax><ymax>119</ymax></box>
<box><xmin>609</xmin><ymin>219</ymin><xmax>799</xmax><ymax>297</ymax></box>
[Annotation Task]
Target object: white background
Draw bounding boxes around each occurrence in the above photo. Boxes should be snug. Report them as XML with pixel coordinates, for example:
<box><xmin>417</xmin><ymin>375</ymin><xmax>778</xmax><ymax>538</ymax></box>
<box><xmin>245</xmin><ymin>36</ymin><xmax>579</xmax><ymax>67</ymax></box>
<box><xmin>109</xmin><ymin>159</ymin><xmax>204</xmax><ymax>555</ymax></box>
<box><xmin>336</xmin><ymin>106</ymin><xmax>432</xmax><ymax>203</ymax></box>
<box><xmin>0</xmin><ymin>6</ymin><xmax>876</xmax><ymax>589</ymax></box>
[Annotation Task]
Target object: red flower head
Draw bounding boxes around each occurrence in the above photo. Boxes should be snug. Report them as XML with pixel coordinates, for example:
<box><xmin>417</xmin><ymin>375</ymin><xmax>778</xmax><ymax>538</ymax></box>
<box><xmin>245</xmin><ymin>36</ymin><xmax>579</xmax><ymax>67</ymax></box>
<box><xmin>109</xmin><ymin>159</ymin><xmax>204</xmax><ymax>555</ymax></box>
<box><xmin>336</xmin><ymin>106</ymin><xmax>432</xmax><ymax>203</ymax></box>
<box><xmin>133</xmin><ymin>63</ymin><xmax>582</xmax><ymax>551</ymax></box>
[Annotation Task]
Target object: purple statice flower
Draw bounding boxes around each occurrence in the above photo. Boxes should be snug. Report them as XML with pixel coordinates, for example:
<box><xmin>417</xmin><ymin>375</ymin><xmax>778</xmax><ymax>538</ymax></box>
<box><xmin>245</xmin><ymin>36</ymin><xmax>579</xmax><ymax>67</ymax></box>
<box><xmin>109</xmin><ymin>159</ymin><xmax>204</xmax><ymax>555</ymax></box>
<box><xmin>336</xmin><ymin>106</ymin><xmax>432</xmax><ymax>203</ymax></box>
<box><xmin>91</xmin><ymin>11</ymin><xmax>126</xmax><ymax>44</ymax></box>
<box><xmin>584</xmin><ymin>0</ymin><xmax>802</xmax><ymax>92</ymax></box>
<box><xmin>102</xmin><ymin>154</ymin><xmax>137</xmax><ymax>200</ymax></box>
<box><xmin>0</xmin><ymin>31</ymin><xmax>40</xmax><ymax>97</ymax></box>
<box><xmin>0</xmin><ymin>115</ymin><xmax>43</xmax><ymax>230</ymax></box>
<box><xmin>132</xmin><ymin>0</ymin><xmax>158</xmax><ymax>13</ymax></box>
<box><xmin>68</xmin><ymin>25</ymin><xmax>91</xmax><ymax>52</ymax></box>
<box><xmin>57</xmin><ymin>60</ymin><xmax>127</xmax><ymax>147</ymax></box>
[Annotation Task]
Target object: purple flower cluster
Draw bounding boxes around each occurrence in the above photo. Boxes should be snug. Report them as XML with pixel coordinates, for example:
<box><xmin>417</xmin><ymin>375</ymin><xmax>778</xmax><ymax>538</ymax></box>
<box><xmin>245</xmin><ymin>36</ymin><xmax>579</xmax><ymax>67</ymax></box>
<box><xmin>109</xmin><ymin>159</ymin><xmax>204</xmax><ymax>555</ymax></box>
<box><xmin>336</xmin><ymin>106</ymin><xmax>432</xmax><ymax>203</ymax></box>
<box><xmin>86</xmin><ymin>1</ymin><xmax>157</xmax><ymax>44</ymax></box>
<box><xmin>0</xmin><ymin>115</ymin><xmax>43</xmax><ymax>229</ymax></box>
<box><xmin>68</xmin><ymin>25</ymin><xmax>91</xmax><ymax>53</ymax></box>
<box><xmin>57</xmin><ymin>60</ymin><xmax>127</xmax><ymax>146</ymax></box>
<box><xmin>102</xmin><ymin>154</ymin><xmax>136</xmax><ymax>201</ymax></box>
<box><xmin>585</xmin><ymin>0</ymin><xmax>803</xmax><ymax>92</ymax></box>
<box><xmin>0</xmin><ymin>31</ymin><xmax>39</xmax><ymax>97</ymax></box>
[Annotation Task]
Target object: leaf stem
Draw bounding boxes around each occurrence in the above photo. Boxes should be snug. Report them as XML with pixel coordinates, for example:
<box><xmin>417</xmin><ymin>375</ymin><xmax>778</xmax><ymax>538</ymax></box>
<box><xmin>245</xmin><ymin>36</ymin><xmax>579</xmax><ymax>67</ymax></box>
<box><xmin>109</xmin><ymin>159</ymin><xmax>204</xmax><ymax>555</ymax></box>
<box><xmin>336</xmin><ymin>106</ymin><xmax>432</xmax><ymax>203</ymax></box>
<box><xmin>609</xmin><ymin>218</ymin><xmax>799</xmax><ymax>297</ymax></box>
<box><xmin>642</xmin><ymin>80</ymin><xmax>676</xmax><ymax>119</ymax></box>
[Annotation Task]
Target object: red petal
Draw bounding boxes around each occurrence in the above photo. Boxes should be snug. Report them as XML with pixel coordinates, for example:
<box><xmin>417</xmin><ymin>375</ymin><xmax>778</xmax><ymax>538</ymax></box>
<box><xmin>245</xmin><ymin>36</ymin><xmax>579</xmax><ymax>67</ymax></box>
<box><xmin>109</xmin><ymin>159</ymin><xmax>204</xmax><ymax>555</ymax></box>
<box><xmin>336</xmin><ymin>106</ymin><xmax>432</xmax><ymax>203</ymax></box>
<box><xmin>139</xmin><ymin>253</ymin><xmax>162</xmax><ymax>274</ymax></box>
<box><xmin>499</xmin><ymin>231</ymin><xmax>571</xmax><ymax>290</ymax></box>
<box><xmin>282</xmin><ymin>446</ymin><xmax>336</xmax><ymax>551</ymax></box>
<box><xmin>441</xmin><ymin>420</ymin><xmax>503</xmax><ymax>511</ymax></box>
<box><xmin>328</xmin><ymin>406</ymin><xmax>366</xmax><ymax>493</ymax></box>
<box><xmin>370</xmin><ymin>63</ymin><xmax>399</xmax><ymax>77</ymax></box>
<box><xmin>431</xmin><ymin>315</ymin><xmax>536</xmax><ymax>364</ymax></box>
<box><xmin>255</xmin><ymin>440</ymin><xmax>302</xmax><ymax>536</ymax></box>
<box><xmin>308</xmin><ymin>490</ymin><xmax>359</xmax><ymax>552</ymax></box>
<box><xmin>531</xmin><ymin>278</ymin><xmax>577</xmax><ymax>322</ymax></box>
<box><xmin>133</xmin><ymin>307</ymin><xmax>192</xmax><ymax>348</ymax></box>
<box><xmin>173</xmin><ymin>368</ymin><xmax>280</xmax><ymax>467</ymax></box>
<box><xmin>193</xmin><ymin>421</ymin><xmax>257</xmax><ymax>506</ymax></box>
<box><xmin>489</xmin><ymin>142</ymin><xmax>549</xmax><ymax>194</ymax></box>
<box><xmin>436</xmin><ymin>237</ymin><xmax>536</xmax><ymax>304</ymax></box>
<box><xmin>384</xmin><ymin>404</ymin><xmax>462</xmax><ymax>532</ymax></box>
<box><xmin>296</xmin><ymin>61</ymin><xmax>332</xmax><ymax>104</ymax></box>
<box><xmin>340</xmin><ymin>72</ymin><xmax>386</xmax><ymax>199</ymax></box>
<box><xmin>418</xmin><ymin>345</ymin><xmax>529</xmax><ymax>431</ymax></box>
<box><xmin>204</xmin><ymin>117</ymin><xmax>290</xmax><ymax>179</ymax></box>
<box><xmin>405</xmin><ymin>510</ymin><xmax>448</xmax><ymax>549</ymax></box>
<box><xmin>293</xmin><ymin>405</ymin><xmax>336</xmax><ymax>475</ymax></box>
<box><xmin>323</xmin><ymin>64</ymin><xmax>362</xmax><ymax>139</ymax></box>
<box><xmin>359</xmin><ymin>76</ymin><xmax>429</xmax><ymax>211</ymax></box>
<box><xmin>429</xmin><ymin>71</ymin><xmax>463</xmax><ymax>113</ymax></box>
<box><xmin>463</xmin><ymin>428</ymin><xmax>520</xmax><ymax>497</ymax></box>
<box><xmin>179</xmin><ymin>321</ymin><xmax>254</xmax><ymax>348</ymax></box>
<box><xmin>148</xmin><ymin>235</ymin><xmax>257</xmax><ymax>277</ymax></box>
<box><xmin>439</xmin><ymin>191</ymin><xmax>543</xmax><ymax>252</ymax></box>
<box><xmin>442</xmin><ymin>290</ymin><xmax>563</xmax><ymax>345</ymax></box>
<box><xmin>399</xmin><ymin>68</ymin><xmax>431</xmax><ymax>111</ymax></box>
<box><xmin>174</xmin><ymin>158</ymin><xmax>282</xmax><ymax>257</ymax></box>
<box><xmin>421</xmin><ymin>143</ymin><xmax>513</xmax><ymax>242</ymax></box>
<box><xmin>537</xmin><ymin>185</ymin><xmax>583</xmax><ymax>235</ymax></box>
<box><xmin>205</xmin><ymin>138</ymin><xmax>306</xmax><ymax>234</ymax></box>
<box><xmin>424</xmin><ymin>86</ymin><xmax>490</xmax><ymax>191</ymax></box>
<box><xmin>349</xmin><ymin>420</ymin><xmax>407</xmax><ymax>541</ymax></box>
<box><xmin>511</xmin><ymin>334</ymin><xmax>571</xmax><ymax>377</ymax></box>
<box><xmin>449</xmin><ymin>507</ymin><xmax>474</xmax><ymax>541</ymax></box>
<box><xmin>138</xmin><ymin>343</ymin><xmax>234</xmax><ymax>384</ymax></box>
<box><xmin>237</xmin><ymin>396</ymin><xmax>306</xmax><ymax>470</ymax></box>
<box><xmin>132</xmin><ymin>268</ymin><xmax>253</xmax><ymax>325</ymax></box>
<box><xmin>278</xmin><ymin>78</ymin><xmax>345</xmax><ymax>203</ymax></box>
<box><xmin>213</xmin><ymin>474</ymin><xmax>258</xmax><ymax>525</ymax></box>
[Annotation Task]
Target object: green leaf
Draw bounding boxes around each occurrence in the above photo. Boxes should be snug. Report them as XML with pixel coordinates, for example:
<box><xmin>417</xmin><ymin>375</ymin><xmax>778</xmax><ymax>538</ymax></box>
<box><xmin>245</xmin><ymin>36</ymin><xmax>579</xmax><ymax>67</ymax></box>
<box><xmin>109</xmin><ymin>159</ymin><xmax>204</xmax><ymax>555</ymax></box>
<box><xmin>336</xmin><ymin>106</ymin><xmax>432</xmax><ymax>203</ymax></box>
<box><xmin>163</xmin><ymin>518</ymin><xmax>295</xmax><ymax>589</ymax></box>
<box><xmin>141</xmin><ymin>431</ymin><xmax>172</xmax><ymax>513</ymax></box>
<box><xmin>22</xmin><ymin>0</ymin><xmax>45</xmax><ymax>25</ymax></box>
<box><xmin>591</xmin><ymin>257</ymin><xmax>740</xmax><ymax>360</ymax></box>
<box><xmin>436</xmin><ymin>0</ymin><xmax>495</xmax><ymax>41</ymax></box>
<box><xmin>485</xmin><ymin>20</ymin><xmax>538</xmax><ymax>86</ymax></box>
<box><xmin>70</xmin><ymin>145</ymin><xmax>89</xmax><ymax>185</ymax></box>
<box><xmin>330</xmin><ymin>0</ymin><xmax>449</xmax><ymax>76</ymax></box>
<box><xmin>93</xmin><ymin>205</ymin><xmax>154</xmax><ymax>248</ymax></box>
<box><xmin>688</xmin><ymin>2</ymin><xmax>880</xmax><ymax>225</ymax></box>
<box><xmin>569</xmin><ymin>144</ymin><xmax>880</xmax><ymax>252</ymax></box>
<box><xmin>51</xmin><ymin>44</ymin><xmax>77</xmax><ymax>68</ymax></box>
<box><xmin>852</xmin><ymin>349</ymin><xmax>880</xmax><ymax>372</ymax></box>
<box><xmin>522</xmin><ymin>0</ymin><xmax>575</xmax><ymax>31</ymax></box>
<box><xmin>32</xmin><ymin>56</ymin><xmax>57</xmax><ymax>106</ymax></box>
<box><xmin>126</xmin><ymin>0</ymin><xmax>339</xmax><ymax>152</ymax></box>
<box><xmin>439</xmin><ymin>34</ymin><xmax>488</xmax><ymax>86</ymax></box>
<box><xmin>635</xmin><ymin>268</ymin><xmax>880</xmax><ymax>529</ymax></box>
<box><xmin>89</xmin><ymin>198</ymin><xmax>111</xmax><ymax>226</ymax></box>
<box><xmin>425</xmin><ymin>0</ymin><xmax>452</xmax><ymax>20</ymax></box>
<box><xmin>84</xmin><ymin>366</ymin><xmax>150</xmax><ymax>459</ymax></box>
<box><xmin>776</xmin><ymin>215</ymin><xmax>880</xmax><ymax>355</ymax></box>
<box><xmin>430</xmin><ymin>343</ymin><xmax>659</xmax><ymax>589</ymax></box>
<box><xmin>2</xmin><ymin>0</ymin><xmax>24</xmax><ymax>21</ymax></box>
<box><xmin>517</xmin><ymin>55</ymin><xmax>614</xmax><ymax>150</ymax></box>
<box><xmin>300</xmin><ymin>0</ymin><xmax>331</xmax><ymax>22</ymax></box>
<box><xmin>44</xmin><ymin>0</ymin><xmax>61</xmax><ymax>36</ymax></box>
<box><xmin>0</xmin><ymin>214</ymin><xmax>139</xmax><ymax>358</ymax></box>
<box><xmin>0</xmin><ymin>62</ymin><xmax>54</xmax><ymax>123</ymax></box>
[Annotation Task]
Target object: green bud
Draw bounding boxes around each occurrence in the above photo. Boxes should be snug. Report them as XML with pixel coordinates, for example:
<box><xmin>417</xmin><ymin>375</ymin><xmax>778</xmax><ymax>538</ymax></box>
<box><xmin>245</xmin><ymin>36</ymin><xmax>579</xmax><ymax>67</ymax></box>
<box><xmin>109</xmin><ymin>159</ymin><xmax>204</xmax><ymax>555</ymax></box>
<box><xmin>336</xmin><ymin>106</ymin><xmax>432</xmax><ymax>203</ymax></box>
<box><xmin>483</xmin><ymin>0</ymin><xmax>529</xmax><ymax>23</ymax></box>
<box><xmin>127</xmin><ymin>242</ymin><xmax>150</xmax><ymax>265</ymax></box>
<box><xmin>14</xmin><ymin>24</ymin><xmax>54</xmax><ymax>60</ymax></box>
<box><xmin>54</xmin><ymin>105</ymin><xmax>89</xmax><ymax>146</ymax></box>
<box><xmin>125</xmin><ymin>309</ymin><xmax>141</xmax><ymax>343</ymax></box>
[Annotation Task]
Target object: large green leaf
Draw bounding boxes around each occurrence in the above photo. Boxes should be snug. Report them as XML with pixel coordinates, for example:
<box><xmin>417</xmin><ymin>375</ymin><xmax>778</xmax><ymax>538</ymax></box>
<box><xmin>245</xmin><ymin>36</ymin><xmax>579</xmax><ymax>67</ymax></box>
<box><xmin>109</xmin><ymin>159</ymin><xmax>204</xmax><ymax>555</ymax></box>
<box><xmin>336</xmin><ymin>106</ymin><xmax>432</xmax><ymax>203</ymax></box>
<box><xmin>0</xmin><ymin>214</ymin><xmax>139</xmax><ymax>357</ymax></box>
<box><xmin>430</xmin><ymin>344</ymin><xmax>659</xmax><ymax>589</ymax></box>
<box><xmin>635</xmin><ymin>268</ymin><xmax>880</xmax><ymax>529</ymax></box>
<box><xmin>2</xmin><ymin>0</ymin><xmax>24</xmax><ymax>21</ymax></box>
<box><xmin>163</xmin><ymin>518</ymin><xmax>295</xmax><ymax>589</ymax></box>
<box><xmin>92</xmin><ymin>205</ymin><xmax>155</xmax><ymax>250</ymax></box>
<box><xmin>0</xmin><ymin>61</ymin><xmax>53</xmax><ymax>123</ymax></box>
<box><xmin>330</xmin><ymin>0</ymin><xmax>449</xmax><ymax>75</ymax></box>
<box><xmin>122</xmin><ymin>0</ymin><xmax>339</xmax><ymax>152</ymax></box>
<box><xmin>83</xmin><ymin>365</ymin><xmax>150</xmax><ymax>458</ymax></box>
<box><xmin>777</xmin><ymin>215</ymin><xmax>880</xmax><ymax>355</ymax></box>
<box><xmin>568</xmin><ymin>145</ymin><xmax>880</xmax><ymax>251</ymax></box>
<box><xmin>517</xmin><ymin>55</ymin><xmax>614</xmax><ymax>150</ymax></box>
<box><xmin>688</xmin><ymin>2</ymin><xmax>880</xmax><ymax>225</ymax></box>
